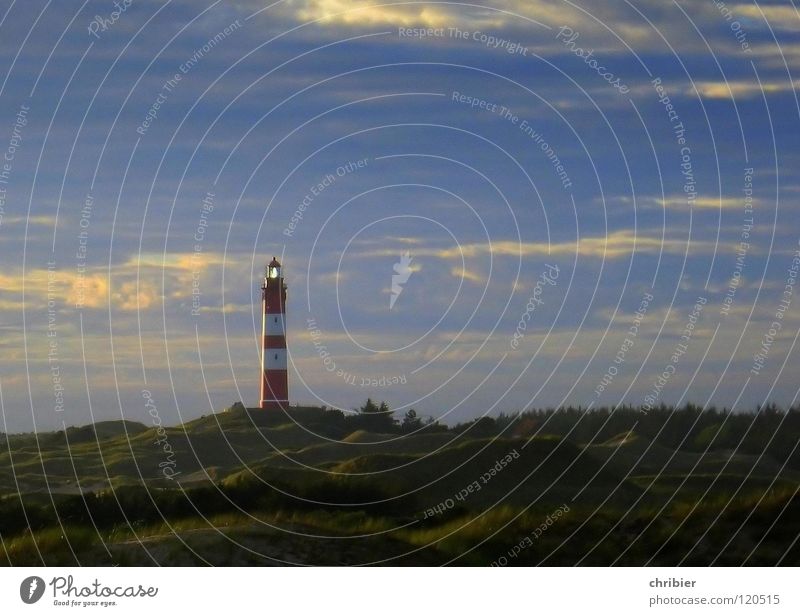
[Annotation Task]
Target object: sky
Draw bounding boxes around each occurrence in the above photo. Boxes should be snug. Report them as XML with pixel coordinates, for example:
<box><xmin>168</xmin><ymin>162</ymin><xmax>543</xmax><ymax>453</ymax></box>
<box><xmin>0</xmin><ymin>0</ymin><xmax>798</xmax><ymax>433</ymax></box>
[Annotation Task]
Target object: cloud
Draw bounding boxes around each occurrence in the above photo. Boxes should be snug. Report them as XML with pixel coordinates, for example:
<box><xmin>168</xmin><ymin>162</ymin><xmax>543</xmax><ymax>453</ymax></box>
<box><xmin>627</xmin><ymin>78</ymin><xmax>795</xmax><ymax>101</ymax></box>
<box><xmin>280</xmin><ymin>0</ymin><xmax>664</xmax><ymax>44</ymax></box>
<box><xmin>353</xmin><ymin>236</ymin><xmax>424</xmax><ymax>246</ymax></box>
<box><xmin>238</xmin><ymin>0</ymin><xmax>642</xmax><ymax>47</ymax></box>
<box><xmin>239</xmin><ymin>0</ymin><xmax>539</xmax><ymax>29</ymax></box>
<box><xmin>749</xmin><ymin>42</ymin><xmax>800</xmax><ymax>68</ymax></box>
<box><xmin>0</xmin><ymin>299</ymin><xmax>27</xmax><ymax>311</ymax></box>
<box><xmin>127</xmin><ymin>251</ymin><xmax>230</xmax><ymax>272</ymax></box>
<box><xmin>0</xmin><ymin>252</ymin><xmax>232</xmax><ymax>313</ymax></box>
<box><xmin>360</xmin><ymin>229</ymin><xmax>718</xmax><ymax>261</ymax></box>
<box><xmin>196</xmin><ymin>303</ymin><xmax>253</xmax><ymax>315</ymax></box>
<box><xmin>692</xmin><ymin>80</ymin><xmax>795</xmax><ymax>99</ymax></box>
<box><xmin>606</xmin><ymin>195</ymin><xmax>755</xmax><ymax>211</ymax></box>
<box><xmin>659</xmin><ymin>195</ymin><xmax>751</xmax><ymax>210</ymax></box>
<box><xmin>0</xmin><ymin>215</ymin><xmax>57</xmax><ymax>227</ymax></box>
<box><xmin>0</xmin><ymin>268</ymin><xmax>145</xmax><ymax>312</ymax></box>
<box><xmin>315</xmin><ymin>270</ymin><xmax>349</xmax><ymax>285</ymax></box>
<box><xmin>732</xmin><ymin>4</ymin><xmax>800</xmax><ymax>29</ymax></box>
<box><xmin>70</xmin><ymin>273</ymin><xmax>111</xmax><ymax>309</ymax></box>
<box><xmin>111</xmin><ymin>280</ymin><xmax>160</xmax><ymax>311</ymax></box>
<box><xmin>236</xmin><ymin>0</ymin><xmax>796</xmax><ymax>62</ymax></box>
<box><xmin>294</xmin><ymin>0</ymin><xmax>456</xmax><ymax>27</ymax></box>
<box><xmin>451</xmin><ymin>265</ymin><xmax>484</xmax><ymax>283</ymax></box>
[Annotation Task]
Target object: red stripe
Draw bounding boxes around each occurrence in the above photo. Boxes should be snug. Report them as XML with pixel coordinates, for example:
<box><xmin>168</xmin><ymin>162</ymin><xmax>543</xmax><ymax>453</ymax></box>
<box><xmin>261</xmin><ymin>370</ymin><xmax>288</xmax><ymax>401</ymax></box>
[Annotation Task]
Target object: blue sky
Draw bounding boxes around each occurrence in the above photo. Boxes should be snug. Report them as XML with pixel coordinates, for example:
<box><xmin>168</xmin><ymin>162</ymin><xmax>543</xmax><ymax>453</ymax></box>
<box><xmin>0</xmin><ymin>0</ymin><xmax>798</xmax><ymax>432</ymax></box>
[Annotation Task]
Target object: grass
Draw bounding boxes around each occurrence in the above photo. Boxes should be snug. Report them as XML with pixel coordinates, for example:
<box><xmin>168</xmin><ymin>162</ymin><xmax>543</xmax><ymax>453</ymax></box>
<box><xmin>0</xmin><ymin>404</ymin><xmax>798</xmax><ymax>565</ymax></box>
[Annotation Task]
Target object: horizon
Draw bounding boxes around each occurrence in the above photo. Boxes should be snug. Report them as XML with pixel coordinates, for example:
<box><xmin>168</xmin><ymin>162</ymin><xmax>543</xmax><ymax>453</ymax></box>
<box><xmin>3</xmin><ymin>399</ymin><xmax>797</xmax><ymax>436</ymax></box>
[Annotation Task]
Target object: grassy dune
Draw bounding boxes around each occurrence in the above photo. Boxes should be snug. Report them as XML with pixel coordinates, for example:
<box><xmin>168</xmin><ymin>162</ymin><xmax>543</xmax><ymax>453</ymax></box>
<box><xmin>0</xmin><ymin>404</ymin><xmax>798</xmax><ymax>565</ymax></box>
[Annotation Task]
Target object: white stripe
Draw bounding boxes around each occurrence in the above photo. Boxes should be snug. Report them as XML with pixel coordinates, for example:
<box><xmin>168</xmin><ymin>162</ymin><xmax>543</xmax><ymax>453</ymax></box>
<box><xmin>264</xmin><ymin>349</ymin><xmax>287</xmax><ymax>370</ymax></box>
<box><xmin>265</xmin><ymin>312</ymin><xmax>285</xmax><ymax>336</ymax></box>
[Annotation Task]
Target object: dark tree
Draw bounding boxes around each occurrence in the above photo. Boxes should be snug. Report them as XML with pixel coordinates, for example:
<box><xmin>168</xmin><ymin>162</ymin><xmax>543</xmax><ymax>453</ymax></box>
<box><xmin>355</xmin><ymin>398</ymin><xmax>397</xmax><ymax>432</ymax></box>
<box><xmin>402</xmin><ymin>409</ymin><xmax>422</xmax><ymax>432</ymax></box>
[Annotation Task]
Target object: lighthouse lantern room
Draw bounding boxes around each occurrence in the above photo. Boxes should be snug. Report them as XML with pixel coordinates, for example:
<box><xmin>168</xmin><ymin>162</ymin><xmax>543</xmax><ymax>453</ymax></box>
<box><xmin>260</xmin><ymin>257</ymin><xmax>288</xmax><ymax>410</ymax></box>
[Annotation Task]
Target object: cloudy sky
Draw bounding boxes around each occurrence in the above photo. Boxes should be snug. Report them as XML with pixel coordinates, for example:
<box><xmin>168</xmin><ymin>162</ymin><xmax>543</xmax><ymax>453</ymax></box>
<box><xmin>0</xmin><ymin>0</ymin><xmax>798</xmax><ymax>432</ymax></box>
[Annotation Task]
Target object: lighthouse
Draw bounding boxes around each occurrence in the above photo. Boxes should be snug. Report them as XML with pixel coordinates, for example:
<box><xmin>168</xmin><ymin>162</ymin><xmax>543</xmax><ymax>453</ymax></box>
<box><xmin>260</xmin><ymin>257</ymin><xmax>289</xmax><ymax>410</ymax></box>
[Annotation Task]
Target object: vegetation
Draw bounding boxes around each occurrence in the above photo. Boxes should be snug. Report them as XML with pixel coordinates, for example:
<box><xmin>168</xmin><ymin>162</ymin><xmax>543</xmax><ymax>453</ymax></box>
<box><xmin>0</xmin><ymin>401</ymin><xmax>798</xmax><ymax>565</ymax></box>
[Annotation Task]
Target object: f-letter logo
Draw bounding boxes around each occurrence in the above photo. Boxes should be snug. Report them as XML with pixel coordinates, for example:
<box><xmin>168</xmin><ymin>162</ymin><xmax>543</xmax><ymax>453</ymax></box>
<box><xmin>20</xmin><ymin>576</ymin><xmax>45</xmax><ymax>604</ymax></box>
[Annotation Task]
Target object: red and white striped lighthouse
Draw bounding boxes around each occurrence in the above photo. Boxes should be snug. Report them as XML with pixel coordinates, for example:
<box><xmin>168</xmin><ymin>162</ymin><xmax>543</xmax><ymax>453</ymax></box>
<box><xmin>260</xmin><ymin>257</ymin><xmax>288</xmax><ymax>410</ymax></box>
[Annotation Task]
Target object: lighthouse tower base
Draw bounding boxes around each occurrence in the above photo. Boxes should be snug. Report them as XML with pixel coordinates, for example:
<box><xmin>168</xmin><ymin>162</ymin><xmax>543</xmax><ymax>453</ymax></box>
<box><xmin>260</xmin><ymin>400</ymin><xmax>289</xmax><ymax>411</ymax></box>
